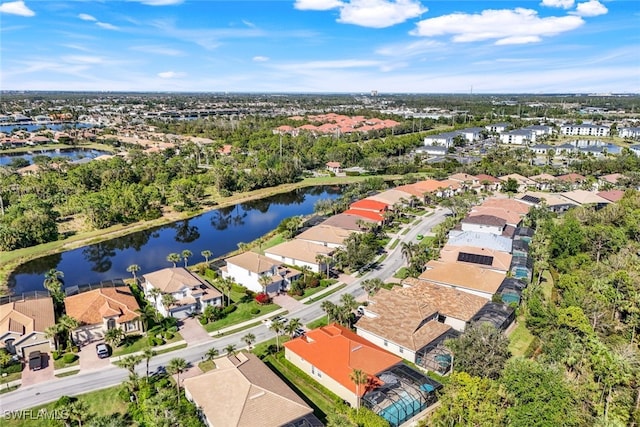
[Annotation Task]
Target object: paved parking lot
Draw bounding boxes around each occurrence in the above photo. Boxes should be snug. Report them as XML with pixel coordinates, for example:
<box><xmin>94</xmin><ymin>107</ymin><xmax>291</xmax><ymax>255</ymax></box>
<box><xmin>21</xmin><ymin>353</ymin><xmax>54</xmax><ymax>387</ymax></box>
<box><xmin>79</xmin><ymin>341</ymin><xmax>112</xmax><ymax>371</ymax></box>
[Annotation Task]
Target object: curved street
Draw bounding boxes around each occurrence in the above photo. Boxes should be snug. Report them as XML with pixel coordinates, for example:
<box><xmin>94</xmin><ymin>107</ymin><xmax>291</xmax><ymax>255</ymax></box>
<box><xmin>0</xmin><ymin>208</ymin><xmax>449</xmax><ymax>413</ymax></box>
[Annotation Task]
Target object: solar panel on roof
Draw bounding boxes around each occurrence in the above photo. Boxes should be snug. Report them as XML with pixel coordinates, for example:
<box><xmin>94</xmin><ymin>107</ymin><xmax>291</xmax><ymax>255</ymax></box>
<box><xmin>457</xmin><ymin>252</ymin><xmax>494</xmax><ymax>266</ymax></box>
<box><xmin>521</xmin><ymin>195</ymin><xmax>540</xmax><ymax>204</ymax></box>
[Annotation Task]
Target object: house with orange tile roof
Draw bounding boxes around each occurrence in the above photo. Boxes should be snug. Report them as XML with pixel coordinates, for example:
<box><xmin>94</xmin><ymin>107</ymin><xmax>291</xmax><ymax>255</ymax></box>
<box><xmin>64</xmin><ymin>287</ymin><xmax>142</xmax><ymax>346</ymax></box>
<box><xmin>479</xmin><ymin>197</ymin><xmax>531</xmax><ymax>216</ymax></box>
<box><xmin>0</xmin><ymin>296</ymin><xmax>55</xmax><ymax>358</ymax></box>
<box><xmin>222</xmin><ymin>252</ymin><xmax>300</xmax><ymax>294</ymax></box>
<box><xmin>285</xmin><ymin>324</ymin><xmax>441</xmax><ymax>424</ymax></box>
<box><xmin>418</xmin><ymin>260</ymin><xmax>506</xmax><ymax>299</ymax></box>
<box><xmin>597</xmin><ymin>190</ymin><xmax>626</xmax><ymax>203</ymax></box>
<box><xmin>556</xmin><ymin>173</ymin><xmax>586</xmax><ymax>189</ymax></box>
<box><xmin>142</xmin><ymin>268</ymin><xmax>223</xmax><ymax>318</ymax></box>
<box><xmin>326</xmin><ymin>161</ymin><xmax>341</xmax><ymax>174</ymax></box>
<box><xmin>342</xmin><ymin>208</ymin><xmax>384</xmax><ymax>224</ymax></box>
<box><xmin>475</xmin><ymin>174</ymin><xmax>502</xmax><ymax>191</ymax></box>
<box><xmin>184</xmin><ymin>352</ymin><xmax>320</xmax><ymax>427</ymax></box>
<box><xmin>349</xmin><ymin>199</ymin><xmax>389</xmax><ymax>213</ymax></box>
<box><xmin>356</xmin><ymin>279</ymin><xmax>487</xmax><ymax>367</ymax></box>
<box><xmin>469</xmin><ymin>206</ymin><xmax>524</xmax><ymax>228</ymax></box>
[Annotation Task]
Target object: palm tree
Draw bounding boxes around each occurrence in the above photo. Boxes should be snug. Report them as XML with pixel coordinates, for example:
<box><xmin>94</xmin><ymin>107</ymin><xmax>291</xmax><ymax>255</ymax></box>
<box><xmin>142</xmin><ymin>347</ymin><xmax>155</xmax><ymax>382</ymax></box>
<box><xmin>201</xmin><ymin>250</ymin><xmax>213</xmax><ymax>264</ymax></box>
<box><xmin>219</xmin><ymin>278</ymin><xmax>233</xmax><ymax>306</ymax></box>
<box><xmin>117</xmin><ymin>354</ymin><xmax>142</xmax><ymax>376</ymax></box>
<box><xmin>321</xmin><ymin>300</ymin><xmax>337</xmax><ymax>323</ymax></box>
<box><xmin>205</xmin><ymin>347</ymin><xmax>219</xmax><ymax>362</ymax></box>
<box><xmin>162</xmin><ymin>294</ymin><xmax>176</xmax><ymax>314</ymax></box>
<box><xmin>350</xmin><ymin>369</ymin><xmax>368</xmax><ymax>412</ymax></box>
<box><xmin>126</xmin><ymin>264</ymin><xmax>140</xmax><ymax>283</ymax></box>
<box><xmin>57</xmin><ymin>314</ymin><xmax>79</xmax><ymax>350</ymax></box>
<box><xmin>148</xmin><ymin>287</ymin><xmax>161</xmax><ymax>308</ymax></box>
<box><xmin>361</xmin><ymin>278</ymin><xmax>383</xmax><ymax>298</ymax></box>
<box><xmin>258</xmin><ymin>274</ymin><xmax>272</xmax><ymax>296</ymax></box>
<box><xmin>400</xmin><ymin>242</ymin><xmax>417</xmax><ymax>264</ymax></box>
<box><xmin>181</xmin><ymin>249</ymin><xmax>193</xmax><ymax>267</ymax></box>
<box><xmin>242</xmin><ymin>333</ymin><xmax>256</xmax><ymax>350</ymax></box>
<box><xmin>136</xmin><ymin>305</ymin><xmax>158</xmax><ymax>331</ymax></box>
<box><xmin>285</xmin><ymin>318</ymin><xmax>302</xmax><ymax>338</ymax></box>
<box><xmin>104</xmin><ymin>327</ymin><xmax>126</xmax><ymax>348</ymax></box>
<box><xmin>269</xmin><ymin>319</ymin><xmax>285</xmax><ymax>351</ymax></box>
<box><xmin>166</xmin><ymin>357</ymin><xmax>188</xmax><ymax>404</ymax></box>
<box><xmin>44</xmin><ymin>268</ymin><xmax>64</xmax><ymax>291</ymax></box>
<box><xmin>300</xmin><ymin>265</ymin><xmax>312</xmax><ymax>284</ymax></box>
<box><xmin>45</xmin><ymin>324</ymin><xmax>62</xmax><ymax>350</ymax></box>
<box><xmin>224</xmin><ymin>344</ymin><xmax>237</xmax><ymax>357</ymax></box>
<box><xmin>315</xmin><ymin>254</ymin><xmax>329</xmax><ymax>278</ymax></box>
<box><xmin>167</xmin><ymin>253</ymin><xmax>181</xmax><ymax>267</ymax></box>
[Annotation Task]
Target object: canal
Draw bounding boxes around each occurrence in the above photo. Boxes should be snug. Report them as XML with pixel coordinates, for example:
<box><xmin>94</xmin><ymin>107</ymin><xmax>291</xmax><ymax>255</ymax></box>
<box><xmin>8</xmin><ymin>186</ymin><xmax>341</xmax><ymax>295</ymax></box>
<box><xmin>0</xmin><ymin>148</ymin><xmax>113</xmax><ymax>166</ymax></box>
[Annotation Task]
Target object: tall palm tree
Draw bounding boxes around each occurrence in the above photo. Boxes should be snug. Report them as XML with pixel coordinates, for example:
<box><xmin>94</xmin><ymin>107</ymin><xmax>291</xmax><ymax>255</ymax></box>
<box><xmin>136</xmin><ymin>305</ymin><xmax>158</xmax><ymax>331</ymax></box>
<box><xmin>45</xmin><ymin>324</ymin><xmax>62</xmax><ymax>350</ymax></box>
<box><xmin>142</xmin><ymin>347</ymin><xmax>155</xmax><ymax>382</ymax></box>
<box><xmin>43</xmin><ymin>268</ymin><xmax>65</xmax><ymax>307</ymax></box>
<box><xmin>57</xmin><ymin>314</ymin><xmax>79</xmax><ymax>350</ymax></box>
<box><xmin>201</xmin><ymin>250</ymin><xmax>213</xmax><ymax>264</ymax></box>
<box><xmin>321</xmin><ymin>300</ymin><xmax>337</xmax><ymax>324</ymax></box>
<box><xmin>181</xmin><ymin>249</ymin><xmax>193</xmax><ymax>267</ymax></box>
<box><xmin>104</xmin><ymin>328</ymin><xmax>126</xmax><ymax>348</ymax></box>
<box><xmin>148</xmin><ymin>287</ymin><xmax>162</xmax><ymax>308</ymax></box>
<box><xmin>126</xmin><ymin>264</ymin><xmax>140</xmax><ymax>283</ymax></box>
<box><xmin>117</xmin><ymin>354</ymin><xmax>142</xmax><ymax>376</ymax></box>
<box><xmin>315</xmin><ymin>254</ymin><xmax>328</xmax><ymax>278</ymax></box>
<box><xmin>300</xmin><ymin>265</ymin><xmax>312</xmax><ymax>284</ymax></box>
<box><xmin>400</xmin><ymin>242</ymin><xmax>417</xmax><ymax>265</ymax></box>
<box><xmin>224</xmin><ymin>344</ymin><xmax>237</xmax><ymax>357</ymax></box>
<box><xmin>242</xmin><ymin>333</ymin><xmax>256</xmax><ymax>350</ymax></box>
<box><xmin>269</xmin><ymin>319</ymin><xmax>285</xmax><ymax>351</ymax></box>
<box><xmin>218</xmin><ymin>278</ymin><xmax>233</xmax><ymax>306</ymax></box>
<box><xmin>258</xmin><ymin>274</ymin><xmax>272</xmax><ymax>296</ymax></box>
<box><xmin>285</xmin><ymin>318</ymin><xmax>302</xmax><ymax>338</ymax></box>
<box><xmin>162</xmin><ymin>294</ymin><xmax>176</xmax><ymax>314</ymax></box>
<box><xmin>167</xmin><ymin>253</ymin><xmax>181</xmax><ymax>268</ymax></box>
<box><xmin>166</xmin><ymin>357</ymin><xmax>188</xmax><ymax>404</ymax></box>
<box><xmin>205</xmin><ymin>347</ymin><xmax>219</xmax><ymax>362</ymax></box>
<box><xmin>350</xmin><ymin>369</ymin><xmax>368</xmax><ymax>412</ymax></box>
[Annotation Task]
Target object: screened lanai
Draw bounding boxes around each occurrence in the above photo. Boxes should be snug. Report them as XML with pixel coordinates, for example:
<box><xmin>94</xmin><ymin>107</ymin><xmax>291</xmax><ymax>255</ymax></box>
<box><xmin>362</xmin><ymin>364</ymin><xmax>442</xmax><ymax>427</ymax></box>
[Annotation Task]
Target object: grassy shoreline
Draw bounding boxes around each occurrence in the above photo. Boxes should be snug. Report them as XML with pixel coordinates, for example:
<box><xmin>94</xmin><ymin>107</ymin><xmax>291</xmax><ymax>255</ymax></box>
<box><xmin>0</xmin><ymin>174</ymin><xmax>402</xmax><ymax>295</ymax></box>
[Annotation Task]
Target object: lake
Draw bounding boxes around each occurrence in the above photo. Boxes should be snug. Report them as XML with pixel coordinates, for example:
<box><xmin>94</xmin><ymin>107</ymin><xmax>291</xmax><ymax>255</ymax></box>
<box><xmin>0</xmin><ymin>148</ymin><xmax>113</xmax><ymax>166</ymax></box>
<box><xmin>7</xmin><ymin>186</ymin><xmax>341</xmax><ymax>295</ymax></box>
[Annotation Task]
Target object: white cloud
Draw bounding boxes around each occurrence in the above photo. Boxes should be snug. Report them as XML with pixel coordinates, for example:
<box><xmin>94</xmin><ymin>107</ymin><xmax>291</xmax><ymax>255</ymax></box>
<box><xmin>375</xmin><ymin>39</ymin><xmax>443</xmax><ymax>57</ymax></box>
<box><xmin>242</xmin><ymin>20</ymin><xmax>256</xmax><ymax>28</ymax></box>
<box><xmin>0</xmin><ymin>1</ymin><xmax>35</xmax><ymax>17</ymax></box>
<box><xmin>572</xmin><ymin>0</ymin><xmax>608</xmax><ymax>17</ymax></box>
<box><xmin>540</xmin><ymin>0</ymin><xmax>574</xmax><ymax>9</ymax></box>
<box><xmin>275</xmin><ymin>59</ymin><xmax>381</xmax><ymax>71</ymax></box>
<box><xmin>338</xmin><ymin>0</ymin><xmax>426</xmax><ymax>28</ymax></box>
<box><xmin>63</xmin><ymin>55</ymin><xmax>104</xmax><ymax>64</ymax></box>
<box><xmin>294</xmin><ymin>0</ymin><xmax>344</xmax><ymax>11</ymax></box>
<box><xmin>96</xmin><ymin>22</ymin><xmax>119</xmax><ymax>30</ymax></box>
<box><xmin>252</xmin><ymin>56</ymin><xmax>269</xmax><ymax>62</ymax></box>
<box><xmin>78</xmin><ymin>13</ymin><xmax>96</xmax><ymax>21</ymax></box>
<box><xmin>130</xmin><ymin>45</ymin><xmax>184</xmax><ymax>56</ymax></box>
<box><xmin>411</xmin><ymin>8</ymin><xmax>584</xmax><ymax>45</ymax></box>
<box><xmin>158</xmin><ymin>71</ymin><xmax>185</xmax><ymax>78</ymax></box>
<box><xmin>295</xmin><ymin>0</ymin><xmax>425</xmax><ymax>28</ymax></box>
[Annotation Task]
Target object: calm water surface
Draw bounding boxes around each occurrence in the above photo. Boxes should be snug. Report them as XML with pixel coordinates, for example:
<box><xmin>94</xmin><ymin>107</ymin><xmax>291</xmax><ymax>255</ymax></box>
<box><xmin>8</xmin><ymin>186</ymin><xmax>341</xmax><ymax>295</ymax></box>
<box><xmin>0</xmin><ymin>148</ymin><xmax>112</xmax><ymax>166</ymax></box>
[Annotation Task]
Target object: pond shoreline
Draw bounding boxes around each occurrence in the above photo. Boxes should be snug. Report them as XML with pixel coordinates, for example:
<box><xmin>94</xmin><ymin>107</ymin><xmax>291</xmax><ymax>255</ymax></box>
<box><xmin>0</xmin><ymin>174</ymin><xmax>402</xmax><ymax>295</ymax></box>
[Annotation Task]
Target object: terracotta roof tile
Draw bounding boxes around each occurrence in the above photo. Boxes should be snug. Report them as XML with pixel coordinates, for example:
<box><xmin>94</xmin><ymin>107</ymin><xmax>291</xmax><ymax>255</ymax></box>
<box><xmin>65</xmin><ymin>287</ymin><xmax>141</xmax><ymax>325</ymax></box>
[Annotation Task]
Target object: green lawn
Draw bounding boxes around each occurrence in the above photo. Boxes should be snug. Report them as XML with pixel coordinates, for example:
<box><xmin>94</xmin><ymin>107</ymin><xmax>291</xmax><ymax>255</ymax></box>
<box><xmin>257</xmin><ymin>233</ymin><xmax>286</xmax><ymax>254</ymax></box>
<box><xmin>393</xmin><ymin>267</ymin><xmax>409</xmax><ymax>279</ymax></box>
<box><xmin>112</xmin><ymin>332</ymin><xmax>184</xmax><ymax>357</ymax></box>
<box><xmin>508</xmin><ymin>321</ymin><xmax>536</xmax><ymax>357</ymax></box>
<box><xmin>304</xmin><ymin>284</ymin><xmax>346</xmax><ymax>304</ymax></box>
<box><xmin>292</xmin><ymin>286</ymin><xmax>330</xmax><ymax>301</ymax></box>
<box><xmin>3</xmin><ymin>385</ymin><xmax>128</xmax><ymax>427</ymax></box>
<box><xmin>55</xmin><ymin>370</ymin><xmax>80</xmax><ymax>378</ymax></box>
<box><xmin>306</xmin><ymin>317</ymin><xmax>328</xmax><ymax>329</ymax></box>
<box><xmin>198</xmin><ymin>360</ymin><xmax>216</xmax><ymax>372</ymax></box>
<box><xmin>251</xmin><ymin>336</ymin><xmax>291</xmax><ymax>359</ymax></box>
<box><xmin>53</xmin><ymin>355</ymin><xmax>79</xmax><ymax>370</ymax></box>
<box><xmin>0</xmin><ymin>371</ymin><xmax>21</xmax><ymax>385</ymax></box>
<box><xmin>389</xmin><ymin>239</ymin><xmax>400</xmax><ymax>250</ymax></box>
<box><xmin>204</xmin><ymin>302</ymin><xmax>280</xmax><ymax>332</ymax></box>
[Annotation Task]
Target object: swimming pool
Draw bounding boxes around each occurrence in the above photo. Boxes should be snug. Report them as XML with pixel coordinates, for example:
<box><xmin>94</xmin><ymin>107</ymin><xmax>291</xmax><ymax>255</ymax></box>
<box><xmin>378</xmin><ymin>394</ymin><xmax>425</xmax><ymax>427</ymax></box>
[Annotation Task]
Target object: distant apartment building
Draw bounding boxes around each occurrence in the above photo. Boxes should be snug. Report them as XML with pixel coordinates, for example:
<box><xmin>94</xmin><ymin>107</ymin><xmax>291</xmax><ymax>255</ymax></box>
<box><xmin>560</xmin><ymin>124</ymin><xmax>610</xmax><ymax>137</ymax></box>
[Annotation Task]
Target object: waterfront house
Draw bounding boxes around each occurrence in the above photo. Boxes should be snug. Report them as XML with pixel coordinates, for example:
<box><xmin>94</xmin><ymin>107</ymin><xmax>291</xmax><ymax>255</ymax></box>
<box><xmin>64</xmin><ymin>287</ymin><xmax>142</xmax><ymax>346</ymax></box>
<box><xmin>0</xmin><ymin>296</ymin><xmax>55</xmax><ymax>358</ymax></box>
<box><xmin>295</xmin><ymin>224</ymin><xmax>354</xmax><ymax>249</ymax></box>
<box><xmin>142</xmin><ymin>268</ymin><xmax>222</xmax><ymax>318</ymax></box>
<box><xmin>222</xmin><ymin>252</ymin><xmax>300</xmax><ymax>294</ymax></box>
<box><xmin>184</xmin><ymin>352</ymin><xmax>320</xmax><ymax>427</ymax></box>
<box><xmin>264</xmin><ymin>240</ymin><xmax>334</xmax><ymax>273</ymax></box>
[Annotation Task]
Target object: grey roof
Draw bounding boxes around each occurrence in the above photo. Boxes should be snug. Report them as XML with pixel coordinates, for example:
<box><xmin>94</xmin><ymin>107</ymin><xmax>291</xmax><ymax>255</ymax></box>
<box><xmin>530</xmin><ymin>144</ymin><xmax>552</xmax><ymax>149</ymax></box>
<box><xmin>447</xmin><ymin>230</ymin><xmax>513</xmax><ymax>253</ymax></box>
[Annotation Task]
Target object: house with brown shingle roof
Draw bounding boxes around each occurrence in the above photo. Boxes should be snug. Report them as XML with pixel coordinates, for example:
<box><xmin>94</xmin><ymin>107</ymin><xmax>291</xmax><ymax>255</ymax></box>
<box><xmin>142</xmin><ymin>268</ymin><xmax>222</xmax><ymax>318</ymax></box>
<box><xmin>0</xmin><ymin>296</ymin><xmax>55</xmax><ymax>358</ymax></box>
<box><xmin>64</xmin><ymin>287</ymin><xmax>142</xmax><ymax>346</ymax></box>
<box><xmin>418</xmin><ymin>260</ymin><xmax>506</xmax><ymax>299</ymax></box>
<box><xmin>439</xmin><ymin>245</ymin><xmax>513</xmax><ymax>273</ymax></box>
<box><xmin>321</xmin><ymin>213</ymin><xmax>377</xmax><ymax>232</ymax></box>
<box><xmin>222</xmin><ymin>252</ymin><xmax>300</xmax><ymax>295</ymax></box>
<box><xmin>184</xmin><ymin>352</ymin><xmax>321</xmax><ymax>427</ymax></box>
<box><xmin>356</xmin><ymin>279</ymin><xmax>488</xmax><ymax>366</ymax></box>
<box><xmin>295</xmin><ymin>224</ymin><xmax>354</xmax><ymax>248</ymax></box>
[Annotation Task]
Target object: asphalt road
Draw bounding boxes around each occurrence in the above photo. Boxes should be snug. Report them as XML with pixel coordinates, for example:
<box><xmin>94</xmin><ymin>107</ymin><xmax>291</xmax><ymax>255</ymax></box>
<box><xmin>0</xmin><ymin>207</ymin><xmax>449</xmax><ymax>413</ymax></box>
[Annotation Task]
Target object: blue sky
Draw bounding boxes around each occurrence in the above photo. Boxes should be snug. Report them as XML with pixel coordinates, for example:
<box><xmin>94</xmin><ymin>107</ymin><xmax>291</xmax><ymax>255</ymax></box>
<box><xmin>1</xmin><ymin>0</ymin><xmax>638</xmax><ymax>93</ymax></box>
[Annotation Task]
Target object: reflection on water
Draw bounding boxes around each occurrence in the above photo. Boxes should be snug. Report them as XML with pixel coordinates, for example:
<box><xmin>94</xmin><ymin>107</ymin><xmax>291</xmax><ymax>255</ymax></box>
<box><xmin>8</xmin><ymin>186</ymin><xmax>341</xmax><ymax>294</ymax></box>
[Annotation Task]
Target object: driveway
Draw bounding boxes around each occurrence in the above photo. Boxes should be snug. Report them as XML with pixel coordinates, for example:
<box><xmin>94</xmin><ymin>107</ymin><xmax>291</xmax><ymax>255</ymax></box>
<box><xmin>179</xmin><ymin>317</ymin><xmax>213</xmax><ymax>345</ymax></box>
<box><xmin>272</xmin><ymin>293</ymin><xmax>304</xmax><ymax>313</ymax></box>
<box><xmin>79</xmin><ymin>341</ymin><xmax>111</xmax><ymax>371</ymax></box>
<box><xmin>21</xmin><ymin>353</ymin><xmax>54</xmax><ymax>387</ymax></box>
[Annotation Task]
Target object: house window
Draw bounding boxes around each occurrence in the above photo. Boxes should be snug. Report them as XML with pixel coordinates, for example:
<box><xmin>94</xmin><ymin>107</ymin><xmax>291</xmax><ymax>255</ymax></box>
<box><xmin>437</xmin><ymin>314</ymin><xmax>446</xmax><ymax>323</ymax></box>
<box><xmin>399</xmin><ymin>346</ymin><xmax>404</xmax><ymax>353</ymax></box>
<box><xmin>311</xmin><ymin>365</ymin><xmax>315</xmax><ymax>375</ymax></box>
<box><xmin>107</xmin><ymin>318</ymin><xmax>116</xmax><ymax>330</ymax></box>
<box><xmin>383</xmin><ymin>340</ymin><xmax>388</xmax><ymax>347</ymax></box>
